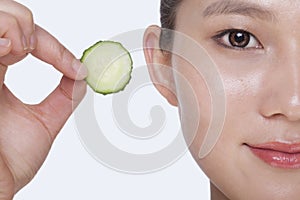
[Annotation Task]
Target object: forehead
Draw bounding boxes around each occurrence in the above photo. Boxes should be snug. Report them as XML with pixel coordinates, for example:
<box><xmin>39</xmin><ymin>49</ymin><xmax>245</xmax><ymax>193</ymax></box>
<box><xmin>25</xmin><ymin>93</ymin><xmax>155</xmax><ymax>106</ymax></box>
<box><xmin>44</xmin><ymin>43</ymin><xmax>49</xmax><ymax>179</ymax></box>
<box><xmin>180</xmin><ymin>0</ymin><xmax>300</xmax><ymax>16</ymax></box>
<box><xmin>176</xmin><ymin>0</ymin><xmax>300</xmax><ymax>26</ymax></box>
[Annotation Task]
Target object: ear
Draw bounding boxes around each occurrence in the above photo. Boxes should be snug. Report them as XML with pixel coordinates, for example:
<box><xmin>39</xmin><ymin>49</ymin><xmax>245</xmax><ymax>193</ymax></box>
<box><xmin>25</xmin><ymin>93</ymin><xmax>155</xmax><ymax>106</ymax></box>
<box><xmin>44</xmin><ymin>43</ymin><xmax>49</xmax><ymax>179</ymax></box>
<box><xmin>143</xmin><ymin>25</ymin><xmax>178</xmax><ymax>107</ymax></box>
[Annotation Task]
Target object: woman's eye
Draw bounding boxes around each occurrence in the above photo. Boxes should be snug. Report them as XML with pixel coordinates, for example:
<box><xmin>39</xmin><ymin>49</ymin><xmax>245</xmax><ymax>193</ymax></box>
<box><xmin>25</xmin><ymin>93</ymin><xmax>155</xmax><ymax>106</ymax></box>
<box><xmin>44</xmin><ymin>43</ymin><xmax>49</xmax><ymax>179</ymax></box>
<box><xmin>213</xmin><ymin>30</ymin><xmax>262</xmax><ymax>50</ymax></box>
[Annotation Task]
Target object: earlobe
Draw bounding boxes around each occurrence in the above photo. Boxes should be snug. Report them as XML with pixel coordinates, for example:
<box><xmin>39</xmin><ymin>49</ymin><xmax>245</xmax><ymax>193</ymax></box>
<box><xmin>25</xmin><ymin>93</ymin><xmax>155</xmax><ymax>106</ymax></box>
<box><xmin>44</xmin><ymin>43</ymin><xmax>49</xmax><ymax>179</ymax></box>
<box><xmin>143</xmin><ymin>25</ymin><xmax>178</xmax><ymax>107</ymax></box>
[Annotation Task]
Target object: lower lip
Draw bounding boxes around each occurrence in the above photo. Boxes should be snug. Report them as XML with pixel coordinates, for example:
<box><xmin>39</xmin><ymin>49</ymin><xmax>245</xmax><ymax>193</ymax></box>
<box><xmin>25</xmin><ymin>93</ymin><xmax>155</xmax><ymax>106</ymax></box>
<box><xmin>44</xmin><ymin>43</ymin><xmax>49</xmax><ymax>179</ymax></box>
<box><xmin>247</xmin><ymin>145</ymin><xmax>300</xmax><ymax>169</ymax></box>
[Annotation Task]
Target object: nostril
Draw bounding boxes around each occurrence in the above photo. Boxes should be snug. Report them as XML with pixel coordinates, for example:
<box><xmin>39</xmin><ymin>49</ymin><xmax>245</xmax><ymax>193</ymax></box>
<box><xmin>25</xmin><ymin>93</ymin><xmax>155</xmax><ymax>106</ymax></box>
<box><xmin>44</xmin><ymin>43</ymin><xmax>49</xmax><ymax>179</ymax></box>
<box><xmin>262</xmin><ymin>109</ymin><xmax>300</xmax><ymax>122</ymax></box>
<box><xmin>258</xmin><ymin>77</ymin><xmax>300</xmax><ymax>122</ymax></box>
<box><xmin>263</xmin><ymin>113</ymin><xmax>285</xmax><ymax>121</ymax></box>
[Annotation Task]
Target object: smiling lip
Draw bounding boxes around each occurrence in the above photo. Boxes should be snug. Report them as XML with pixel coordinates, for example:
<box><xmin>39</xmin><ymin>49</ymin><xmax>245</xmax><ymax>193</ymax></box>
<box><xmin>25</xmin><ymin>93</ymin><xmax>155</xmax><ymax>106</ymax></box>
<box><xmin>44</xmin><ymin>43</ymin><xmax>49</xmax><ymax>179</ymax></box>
<box><xmin>246</xmin><ymin>142</ymin><xmax>300</xmax><ymax>169</ymax></box>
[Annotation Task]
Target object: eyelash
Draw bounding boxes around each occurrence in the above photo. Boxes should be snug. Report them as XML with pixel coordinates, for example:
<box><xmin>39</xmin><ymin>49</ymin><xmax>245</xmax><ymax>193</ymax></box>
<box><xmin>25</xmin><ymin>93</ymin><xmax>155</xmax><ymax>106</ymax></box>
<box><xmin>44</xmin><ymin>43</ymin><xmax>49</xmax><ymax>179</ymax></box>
<box><xmin>212</xmin><ymin>29</ymin><xmax>263</xmax><ymax>51</ymax></box>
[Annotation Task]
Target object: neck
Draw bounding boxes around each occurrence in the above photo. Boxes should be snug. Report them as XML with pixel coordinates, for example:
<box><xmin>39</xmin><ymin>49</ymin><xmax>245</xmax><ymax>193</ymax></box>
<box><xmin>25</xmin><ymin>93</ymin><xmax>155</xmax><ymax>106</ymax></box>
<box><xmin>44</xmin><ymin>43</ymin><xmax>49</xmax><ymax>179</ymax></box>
<box><xmin>210</xmin><ymin>183</ymin><xmax>230</xmax><ymax>200</ymax></box>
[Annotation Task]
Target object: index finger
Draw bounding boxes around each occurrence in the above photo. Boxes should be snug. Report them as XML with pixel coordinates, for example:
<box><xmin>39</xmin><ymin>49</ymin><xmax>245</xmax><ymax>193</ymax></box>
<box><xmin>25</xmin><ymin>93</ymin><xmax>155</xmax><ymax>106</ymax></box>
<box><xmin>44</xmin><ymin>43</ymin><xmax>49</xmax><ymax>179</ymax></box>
<box><xmin>31</xmin><ymin>25</ymin><xmax>88</xmax><ymax>80</ymax></box>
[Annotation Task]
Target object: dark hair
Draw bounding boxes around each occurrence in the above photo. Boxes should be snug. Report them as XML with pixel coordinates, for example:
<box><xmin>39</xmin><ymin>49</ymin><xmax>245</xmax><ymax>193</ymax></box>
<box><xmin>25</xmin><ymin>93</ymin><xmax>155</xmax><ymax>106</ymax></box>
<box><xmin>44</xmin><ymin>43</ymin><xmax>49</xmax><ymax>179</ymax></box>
<box><xmin>160</xmin><ymin>0</ymin><xmax>182</xmax><ymax>30</ymax></box>
<box><xmin>160</xmin><ymin>0</ymin><xmax>182</xmax><ymax>50</ymax></box>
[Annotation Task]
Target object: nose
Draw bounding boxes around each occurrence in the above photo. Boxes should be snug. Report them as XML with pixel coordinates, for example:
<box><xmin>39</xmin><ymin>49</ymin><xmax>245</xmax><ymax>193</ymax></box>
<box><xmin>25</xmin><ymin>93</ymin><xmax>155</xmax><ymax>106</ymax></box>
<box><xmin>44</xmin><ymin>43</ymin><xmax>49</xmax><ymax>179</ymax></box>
<box><xmin>260</xmin><ymin>42</ymin><xmax>300</xmax><ymax>122</ymax></box>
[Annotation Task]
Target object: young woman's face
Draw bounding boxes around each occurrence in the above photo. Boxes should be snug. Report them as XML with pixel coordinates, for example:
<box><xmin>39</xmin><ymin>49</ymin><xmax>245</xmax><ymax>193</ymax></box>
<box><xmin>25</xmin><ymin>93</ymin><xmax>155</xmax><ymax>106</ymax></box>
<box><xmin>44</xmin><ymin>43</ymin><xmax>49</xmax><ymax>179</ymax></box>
<box><xmin>145</xmin><ymin>0</ymin><xmax>300</xmax><ymax>199</ymax></box>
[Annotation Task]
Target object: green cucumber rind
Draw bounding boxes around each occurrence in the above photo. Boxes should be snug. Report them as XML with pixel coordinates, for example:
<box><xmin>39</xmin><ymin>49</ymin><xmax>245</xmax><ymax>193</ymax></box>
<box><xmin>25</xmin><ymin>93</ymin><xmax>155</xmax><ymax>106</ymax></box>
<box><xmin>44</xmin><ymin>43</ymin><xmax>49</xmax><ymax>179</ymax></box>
<box><xmin>80</xmin><ymin>40</ymin><xmax>133</xmax><ymax>95</ymax></box>
<box><xmin>95</xmin><ymin>73</ymin><xmax>132</xmax><ymax>95</ymax></box>
<box><xmin>80</xmin><ymin>40</ymin><xmax>103</xmax><ymax>63</ymax></box>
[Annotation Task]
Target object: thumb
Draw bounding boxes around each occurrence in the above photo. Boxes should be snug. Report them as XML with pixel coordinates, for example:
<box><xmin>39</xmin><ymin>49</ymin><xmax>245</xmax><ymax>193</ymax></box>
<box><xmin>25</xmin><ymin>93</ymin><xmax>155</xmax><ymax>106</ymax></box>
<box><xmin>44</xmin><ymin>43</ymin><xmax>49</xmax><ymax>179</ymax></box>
<box><xmin>31</xmin><ymin>76</ymin><xmax>86</xmax><ymax>140</ymax></box>
<box><xmin>0</xmin><ymin>38</ymin><xmax>11</xmax><ymax>57</ymax></box>
<box><xmin>0</xmin><ymin>152</ymin><xmax>14</xmax><ymax>200</ymax></box>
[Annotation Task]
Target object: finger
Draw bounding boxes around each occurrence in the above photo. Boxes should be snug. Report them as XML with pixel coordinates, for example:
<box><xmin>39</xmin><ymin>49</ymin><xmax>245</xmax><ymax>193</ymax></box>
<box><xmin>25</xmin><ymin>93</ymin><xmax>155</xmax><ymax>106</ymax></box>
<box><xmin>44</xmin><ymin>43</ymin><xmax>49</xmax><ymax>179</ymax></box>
<box><xmin>0</xmin><ymin>10</ymin><xmax>29</xmax><ymax>66</ymax></box>
<box><xmin>30</xmin><ymin>76</ymin><xmax>86</xmax><ymax>140</ymax></box>
<box><xmin>0</xmin><ymin>11</ymin><xmax>24</xmax><ymax>55</ymax></box>
<box><xmin>31</xmin><ymin>25</ymin><xmax>88</xmax><ymax>80</ymax></box>
<box><xmin>0</xmin><ymin>0</ymin><xmax>35</xmax><ymax>50</ymax></box>
<box><xmin>0</xmin><ymin>38</ymin><xmax>11</xmax><ymax>57</ymax></box>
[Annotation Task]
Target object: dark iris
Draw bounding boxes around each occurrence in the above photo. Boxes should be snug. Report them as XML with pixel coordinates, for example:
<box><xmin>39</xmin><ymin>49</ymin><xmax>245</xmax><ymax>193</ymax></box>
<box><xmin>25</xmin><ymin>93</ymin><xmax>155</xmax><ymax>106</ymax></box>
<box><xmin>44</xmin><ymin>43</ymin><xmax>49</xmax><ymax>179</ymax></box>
<box><xmin>229</xmin><ymin>31</ymin><xmax>250</xmax><ymax>48</ymax></box>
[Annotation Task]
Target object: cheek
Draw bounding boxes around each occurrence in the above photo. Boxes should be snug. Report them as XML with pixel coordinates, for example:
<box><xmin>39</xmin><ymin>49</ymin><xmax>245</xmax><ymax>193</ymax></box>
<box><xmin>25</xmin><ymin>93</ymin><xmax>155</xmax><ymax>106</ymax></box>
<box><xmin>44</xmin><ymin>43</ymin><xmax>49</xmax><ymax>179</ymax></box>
<box><xmin>172</xmin><ymin>53</ymin><xmax>256</xmax><ymax>159</ymax></box>
<box><xmin>216</xmin><ymin>57</ymin><xmax>267</xmax><ymax>142</ymax></box>
<box><xmin>172</xmin><ymin>55</ymin><xmax>213</xmax><ymax>156</ymax></box>
<box><xmin>172</xmin><ymin>50</ymin><xmax>270</xmax><ymax>186</ymax></box>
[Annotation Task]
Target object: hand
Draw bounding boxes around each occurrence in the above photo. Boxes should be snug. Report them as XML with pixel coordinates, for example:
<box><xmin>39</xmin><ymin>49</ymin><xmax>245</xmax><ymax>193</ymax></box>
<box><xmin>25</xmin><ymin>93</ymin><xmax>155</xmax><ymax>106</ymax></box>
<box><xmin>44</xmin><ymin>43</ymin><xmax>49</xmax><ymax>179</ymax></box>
<box><xmin>0</xmin><ymin>1</ymin><xmax>87</xmax><ymax>199</ymax></box>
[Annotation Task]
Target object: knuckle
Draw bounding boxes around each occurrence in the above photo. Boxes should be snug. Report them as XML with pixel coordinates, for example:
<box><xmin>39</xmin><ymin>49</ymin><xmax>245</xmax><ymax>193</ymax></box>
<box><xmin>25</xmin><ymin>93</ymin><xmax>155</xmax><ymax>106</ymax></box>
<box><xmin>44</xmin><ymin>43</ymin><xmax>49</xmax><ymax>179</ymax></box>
<box><xmin>22</xmin><ymin>8</ymin><xmax>34</xmax><ymax>26</ymax></box>
<box><xmin>5</xmin><ymin>13</ymin><xmax>18</xmax><ymax>27</ymax></box>
<box><xmin>14</xmin><ymin>1</ymin><xmax>34</xmax><ymax>21</ymax></box>
<box><xmin>0</xmin><ymin>11</ymin><xmax>17</xmax><ymax>28</ymax></box>
<box><xmin>17</xmin><ymin>7</ymin><xmax>34</xmax><ymax>34</ymax></box>
<box><xmin>57</xmin><ymin>45</ymin><xmax>69</xmax><ymax>65</ymax></box>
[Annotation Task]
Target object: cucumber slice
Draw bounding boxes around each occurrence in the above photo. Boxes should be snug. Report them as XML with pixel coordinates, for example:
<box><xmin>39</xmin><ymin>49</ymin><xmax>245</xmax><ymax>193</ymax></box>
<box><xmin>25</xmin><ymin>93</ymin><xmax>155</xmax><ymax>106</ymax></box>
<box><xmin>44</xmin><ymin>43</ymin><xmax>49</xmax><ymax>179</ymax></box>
<box><xmin>80</xmin><ymin>41</ymin><xmax>133</xmax><ymax>95</ymax></box>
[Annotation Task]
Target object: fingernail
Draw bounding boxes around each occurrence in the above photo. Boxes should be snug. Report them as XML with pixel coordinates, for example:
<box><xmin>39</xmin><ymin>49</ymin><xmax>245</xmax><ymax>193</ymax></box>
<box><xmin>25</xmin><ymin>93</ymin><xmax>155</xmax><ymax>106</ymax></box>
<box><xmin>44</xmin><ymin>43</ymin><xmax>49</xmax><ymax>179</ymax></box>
<box><xmin>72</xmin><ymin>59</ymin><xmax>88</xmax><ymax>79</ymax></box>
<box><xmin>29</xmin><ymin>34</ymin><xmax>36</xmax><ymax>50</ymax></box>
<box><xmin>22</xmin><ymin>35</ymin><xmax>29</xmax><ymax>51</ymax></box>
<box><xmin>0</xmin><ymin>38</ymin><xmax>11</xmax><ymax>47</ymax></box>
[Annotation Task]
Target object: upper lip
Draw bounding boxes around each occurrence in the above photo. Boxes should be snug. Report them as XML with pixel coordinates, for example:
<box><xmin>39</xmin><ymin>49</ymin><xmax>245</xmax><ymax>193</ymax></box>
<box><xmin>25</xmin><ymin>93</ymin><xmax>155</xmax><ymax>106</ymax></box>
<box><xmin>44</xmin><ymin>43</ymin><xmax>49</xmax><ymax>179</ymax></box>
<box><xmin>246</xmin><ymin>142</ymin><xmax>300</xmax><ymax>154</ymax></box>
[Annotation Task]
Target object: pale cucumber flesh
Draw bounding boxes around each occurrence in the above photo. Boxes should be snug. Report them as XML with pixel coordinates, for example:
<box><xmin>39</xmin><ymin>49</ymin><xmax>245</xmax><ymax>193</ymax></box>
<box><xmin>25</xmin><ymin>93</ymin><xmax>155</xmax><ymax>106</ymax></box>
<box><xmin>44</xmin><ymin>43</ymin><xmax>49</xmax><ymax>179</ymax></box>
<box><xmin>80</xmin><ymin>41</ymin><xmax>133</xmax><ymax>95</ymax></box>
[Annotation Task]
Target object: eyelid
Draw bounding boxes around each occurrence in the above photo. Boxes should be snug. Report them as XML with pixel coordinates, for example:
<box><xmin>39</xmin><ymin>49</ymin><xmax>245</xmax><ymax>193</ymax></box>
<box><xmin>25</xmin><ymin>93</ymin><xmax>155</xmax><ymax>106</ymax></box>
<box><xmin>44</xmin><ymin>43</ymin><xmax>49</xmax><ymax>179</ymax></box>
<box><xmin>212</xmin><ymin>29</ymin><xmax>263</xmax><ymax>50</ymax></box>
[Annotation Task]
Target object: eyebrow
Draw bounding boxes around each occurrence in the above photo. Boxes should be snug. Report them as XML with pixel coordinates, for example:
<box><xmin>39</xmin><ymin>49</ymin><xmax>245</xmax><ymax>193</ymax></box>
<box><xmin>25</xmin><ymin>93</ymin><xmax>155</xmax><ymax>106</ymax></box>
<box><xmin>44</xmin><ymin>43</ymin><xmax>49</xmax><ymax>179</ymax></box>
<box><xmin>202</xmin><ymin>0</ymin><xmax>277</xmax><ymax>22</ymax></box>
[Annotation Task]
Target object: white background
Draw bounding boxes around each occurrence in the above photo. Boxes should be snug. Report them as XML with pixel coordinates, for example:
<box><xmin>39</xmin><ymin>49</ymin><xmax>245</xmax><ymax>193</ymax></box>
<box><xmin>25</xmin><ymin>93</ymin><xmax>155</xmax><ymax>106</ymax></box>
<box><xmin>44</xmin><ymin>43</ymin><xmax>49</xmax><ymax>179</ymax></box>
<box><xmin>6</xmin><ymin>0</ymin><xmax>210</xmax><ymax>199</ymax></box>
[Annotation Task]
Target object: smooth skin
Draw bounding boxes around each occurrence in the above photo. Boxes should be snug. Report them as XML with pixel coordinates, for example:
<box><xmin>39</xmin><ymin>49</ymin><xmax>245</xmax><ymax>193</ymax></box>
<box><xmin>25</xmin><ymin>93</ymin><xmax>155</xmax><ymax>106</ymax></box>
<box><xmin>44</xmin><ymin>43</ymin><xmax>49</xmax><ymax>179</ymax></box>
<box><xmin>0</xmin><ymin>1</ymin><xmax>87</xmax><ymax>199</ymax></box>
<box><xmin>144</xmin><ymin>0</ymin><xmax>300</xmax><ymax>199</ymax></box>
